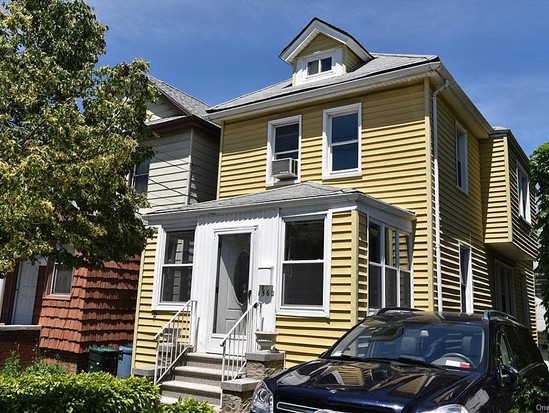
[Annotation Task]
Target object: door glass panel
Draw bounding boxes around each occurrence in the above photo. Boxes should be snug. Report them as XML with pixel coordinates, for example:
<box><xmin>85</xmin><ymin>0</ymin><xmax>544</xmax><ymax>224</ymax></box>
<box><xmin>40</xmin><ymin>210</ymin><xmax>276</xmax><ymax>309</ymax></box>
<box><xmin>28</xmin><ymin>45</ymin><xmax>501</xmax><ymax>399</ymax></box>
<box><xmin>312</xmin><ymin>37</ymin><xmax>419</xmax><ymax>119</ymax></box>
<box><xmin>213</xmin><ymin>233</ymin><xmax>251</xmax><ymax>335</ymax></box>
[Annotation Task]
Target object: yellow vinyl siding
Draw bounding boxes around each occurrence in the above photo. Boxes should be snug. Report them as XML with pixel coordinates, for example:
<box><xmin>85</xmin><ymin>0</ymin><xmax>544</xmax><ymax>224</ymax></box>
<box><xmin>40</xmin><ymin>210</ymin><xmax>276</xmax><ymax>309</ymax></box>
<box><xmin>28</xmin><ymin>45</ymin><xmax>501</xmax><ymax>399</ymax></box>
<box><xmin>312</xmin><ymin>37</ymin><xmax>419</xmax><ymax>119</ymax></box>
<box><xmin>481</xmin><ymin>137</ymin><xmax>511</xmax><ymax>243</ymax></box>
<box><xmin>357</xmin><ymin>212</ymin><xmax>368</xmax><ymax>319</ymax></box>
<box><xmin>481</xmin><ymin>134</ymin><xmax>537</xmax><ymax>260</ymax></box>
<box><xmin>435</xmin><ymin>98</ymin><xmax>491</xmax><ymax>312</ymax></box>
<box><xmin>295</xmin><ymin>33</ymin><xmax>341</xmax><ymax>63</ymax></box>
<box><xmin>509</xmin><ymin>152</ymin><xmax>537</xmax><ymax>259</ymax></box>
<box><xmin>275</xmin><ymin>210</ymin><xmax>357</xmax><ymax>367</ymax></box>
<box><xmin>344</xmin><ymin>48</ymin><xmax>363</xmax><ymax>73</ymax></box>
<box><xmin>133</xmin><ymin>232</ymin><xmax>177</xmax><ymax>368</ymax></box>
<box><xmin>219</xmin><ymin>83</ymin><xmax>432</xmax><ymax>312</ymax></box>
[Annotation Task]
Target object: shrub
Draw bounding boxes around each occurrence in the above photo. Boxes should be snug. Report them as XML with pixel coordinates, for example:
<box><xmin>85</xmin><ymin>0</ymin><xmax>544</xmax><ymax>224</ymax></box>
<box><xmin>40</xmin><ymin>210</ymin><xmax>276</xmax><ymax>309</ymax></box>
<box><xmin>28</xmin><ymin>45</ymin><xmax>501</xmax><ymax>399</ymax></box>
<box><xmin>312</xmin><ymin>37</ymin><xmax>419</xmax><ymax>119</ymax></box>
<box><xmin>0</xmin><ymin>372</ymin><xmax>160</xmax><ymax>413</ymax></box>
<box><xmin>162</xmin><ymin>398</ymin><xmax>214</xmax><ymax>413</ymax></box>
<box><xmin>510</xmin><ymin>376</ymin><xmax>549</xmax><ymax>413</ymax></box>
<box><xmin>1</xmin><ymin>351</ymin><xmax>22</xmax><ymax>377</ymax></box>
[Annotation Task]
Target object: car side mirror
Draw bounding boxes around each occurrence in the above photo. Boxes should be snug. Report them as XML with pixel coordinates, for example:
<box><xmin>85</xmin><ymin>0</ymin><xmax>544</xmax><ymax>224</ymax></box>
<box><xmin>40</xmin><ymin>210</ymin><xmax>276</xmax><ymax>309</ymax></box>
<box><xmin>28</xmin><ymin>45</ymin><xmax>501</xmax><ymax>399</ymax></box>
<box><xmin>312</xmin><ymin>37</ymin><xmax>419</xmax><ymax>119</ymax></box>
<box><xmin>498</xmin><ymin>365</ymin><xmax>519</xmax><ymax>387</ymax></box>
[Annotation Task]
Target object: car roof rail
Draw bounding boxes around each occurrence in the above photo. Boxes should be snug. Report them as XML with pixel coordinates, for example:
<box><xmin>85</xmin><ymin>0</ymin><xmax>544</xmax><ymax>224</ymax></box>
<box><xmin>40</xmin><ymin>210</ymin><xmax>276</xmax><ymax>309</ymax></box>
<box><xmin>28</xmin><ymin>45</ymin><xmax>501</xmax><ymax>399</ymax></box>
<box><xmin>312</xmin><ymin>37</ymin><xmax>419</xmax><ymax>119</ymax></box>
<box><xmin>483</xmin><ymin>309</ymin><xmax>517</xmax><ymax>321</ymax></box>
<box><xmin>375</xmin><ymin>307</ymin><xmax>423</xmax><ymax>315</ymax></box>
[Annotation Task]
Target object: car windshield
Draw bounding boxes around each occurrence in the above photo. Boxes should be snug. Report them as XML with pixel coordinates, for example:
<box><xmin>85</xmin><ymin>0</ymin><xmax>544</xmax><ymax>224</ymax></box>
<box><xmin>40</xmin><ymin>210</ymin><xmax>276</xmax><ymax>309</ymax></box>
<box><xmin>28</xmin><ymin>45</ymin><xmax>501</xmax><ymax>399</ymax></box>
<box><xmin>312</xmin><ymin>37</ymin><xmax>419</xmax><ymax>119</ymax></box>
<box><xmin>326</xmin><ymin>318</ymin><xmax>485</xmax><ymax>371</ymax></box>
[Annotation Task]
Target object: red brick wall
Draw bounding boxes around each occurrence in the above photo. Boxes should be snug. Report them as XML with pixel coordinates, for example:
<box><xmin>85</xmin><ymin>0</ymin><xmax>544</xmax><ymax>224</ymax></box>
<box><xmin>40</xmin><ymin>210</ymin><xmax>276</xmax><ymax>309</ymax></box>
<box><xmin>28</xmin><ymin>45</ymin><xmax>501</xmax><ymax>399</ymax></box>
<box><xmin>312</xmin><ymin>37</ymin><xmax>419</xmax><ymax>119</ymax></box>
<box><xmin>0</xmin><ymin>326</ymin><xmax>40</xmax><ymax>367</ymax></box>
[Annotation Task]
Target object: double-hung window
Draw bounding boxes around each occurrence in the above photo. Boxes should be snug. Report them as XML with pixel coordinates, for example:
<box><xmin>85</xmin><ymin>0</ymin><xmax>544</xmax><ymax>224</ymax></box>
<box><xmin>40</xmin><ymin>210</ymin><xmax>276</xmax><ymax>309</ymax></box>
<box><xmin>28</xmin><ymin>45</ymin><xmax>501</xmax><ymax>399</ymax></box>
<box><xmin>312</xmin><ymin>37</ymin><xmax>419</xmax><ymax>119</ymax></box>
<box><xmin>280</xmin><ymin>217</ymin><xmax>329</xmax><ymax>316</ymax></box>
<box><xmin>323</xmin><ymin>104</ymin><xmax>361</xmax><ymax>178</ymax></box>
<box><xmin>158</xmin><ymin>230</ymin><xmax>194</xmax><ymax>305</ymax></box>
<box><xmin>517</xmin><ymin>163</ymin><xmax>531</xmax><ymax>223</ymax></box>
<box><xmin>455</xmin><ymin>122</ymin><xmax>468</xmax><ymax>192</ymax></box>
<box><xmin>368</xmin><ymin>221</ymin><xmax>412</xmax><ymax>312</ymax></box>
<box><xmin>267</xmin><ymin>116</ymin><xmax>301</xmax><ymax>185</ymax></box>
<box><xmin>131</xmin><ymin>159</ymin><xmax>150</xmax><ymax>194</ymax></box>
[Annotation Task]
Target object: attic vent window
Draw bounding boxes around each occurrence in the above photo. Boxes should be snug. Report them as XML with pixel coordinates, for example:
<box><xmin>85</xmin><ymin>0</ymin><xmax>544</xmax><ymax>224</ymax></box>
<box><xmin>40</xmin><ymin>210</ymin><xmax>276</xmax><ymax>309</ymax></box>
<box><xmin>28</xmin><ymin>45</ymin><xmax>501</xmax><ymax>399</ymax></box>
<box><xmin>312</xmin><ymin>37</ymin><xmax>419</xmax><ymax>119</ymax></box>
<box><xmin>307</xmin><ymin>57</ymin><xmax>332</xmax><ymax>76</ymax></box>
<box><xmin>295</xmin><ymin>48</ymin><xmax>343</xmax><ymax>85</ymax></box>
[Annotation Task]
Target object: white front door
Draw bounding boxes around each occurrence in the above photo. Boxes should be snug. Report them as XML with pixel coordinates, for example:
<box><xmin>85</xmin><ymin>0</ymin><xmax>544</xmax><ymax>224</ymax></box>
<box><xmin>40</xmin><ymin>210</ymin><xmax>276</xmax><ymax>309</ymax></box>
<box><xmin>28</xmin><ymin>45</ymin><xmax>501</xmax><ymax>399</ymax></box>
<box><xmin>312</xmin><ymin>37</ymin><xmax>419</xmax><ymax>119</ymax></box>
<box><xmin>12</xmin><ymin>261</ymin><xmax>40</xmax><ymax>324</ymax></box>
<box><xmin>207</xmin><ymin>232</ymin><xmax>252</xmax><ymax>352</ymax></box>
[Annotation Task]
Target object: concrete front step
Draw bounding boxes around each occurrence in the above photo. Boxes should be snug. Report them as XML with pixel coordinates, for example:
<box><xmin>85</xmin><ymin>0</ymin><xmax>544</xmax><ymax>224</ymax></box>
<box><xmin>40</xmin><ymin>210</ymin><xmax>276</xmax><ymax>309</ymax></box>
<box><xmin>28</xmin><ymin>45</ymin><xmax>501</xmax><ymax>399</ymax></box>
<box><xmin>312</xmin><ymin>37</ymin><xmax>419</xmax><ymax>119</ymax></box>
<box><xmin>161</xmin><ymin>396</ymin><xmax>220</xmax><ymax>412</ymax></box>
<box><xmin>185</xmin><ymin>352</ymin><xmax>224</xmax><ymax>369</ymax></box>
<box><xmin>173</xmin><ymin>365</ymin><xmax>223</xmax><ymax>387</ymax></box>
<box><xmin>161</xmin><ymin>381</ymin><xmax>221</xmax><ymax>406</ymax></box>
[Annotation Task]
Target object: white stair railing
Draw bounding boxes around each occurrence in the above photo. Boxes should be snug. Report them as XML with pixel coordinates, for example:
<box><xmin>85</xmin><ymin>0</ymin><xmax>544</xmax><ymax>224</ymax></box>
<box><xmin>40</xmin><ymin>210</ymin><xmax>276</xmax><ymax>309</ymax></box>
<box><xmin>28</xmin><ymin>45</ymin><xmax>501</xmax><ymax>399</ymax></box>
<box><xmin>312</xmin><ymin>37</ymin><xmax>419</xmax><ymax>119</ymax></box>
<box><xmin>154</xmin><ymin>300</ymin><xmax>197</xmax><ymax>384</ymax></box>
<box><xmin>220</xmin><ymin>301</ymin><xmax>263</xmax><ymax>381</ymax></box>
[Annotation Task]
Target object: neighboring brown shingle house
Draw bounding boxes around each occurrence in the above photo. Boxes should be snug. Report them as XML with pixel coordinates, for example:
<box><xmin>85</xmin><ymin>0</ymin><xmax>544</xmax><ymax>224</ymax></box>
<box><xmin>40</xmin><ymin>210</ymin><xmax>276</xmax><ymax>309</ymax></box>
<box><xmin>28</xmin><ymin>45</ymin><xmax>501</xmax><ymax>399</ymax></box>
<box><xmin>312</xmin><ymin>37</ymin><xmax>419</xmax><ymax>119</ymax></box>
<box><xmin>0</xmin><ymin>78</ymin><xmax>220</xmax><ymax>372</ymax></box>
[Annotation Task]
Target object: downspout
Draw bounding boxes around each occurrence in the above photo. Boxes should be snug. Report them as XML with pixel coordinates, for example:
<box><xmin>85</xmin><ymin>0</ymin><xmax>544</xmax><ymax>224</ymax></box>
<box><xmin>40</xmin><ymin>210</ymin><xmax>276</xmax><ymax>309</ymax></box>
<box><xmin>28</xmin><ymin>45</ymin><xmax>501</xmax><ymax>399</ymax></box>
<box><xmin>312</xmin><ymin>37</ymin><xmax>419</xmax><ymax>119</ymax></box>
<box><xmin>432</xmin><ymin>79</ymin><xmax>450</xmax><ymax>312</ymax></box>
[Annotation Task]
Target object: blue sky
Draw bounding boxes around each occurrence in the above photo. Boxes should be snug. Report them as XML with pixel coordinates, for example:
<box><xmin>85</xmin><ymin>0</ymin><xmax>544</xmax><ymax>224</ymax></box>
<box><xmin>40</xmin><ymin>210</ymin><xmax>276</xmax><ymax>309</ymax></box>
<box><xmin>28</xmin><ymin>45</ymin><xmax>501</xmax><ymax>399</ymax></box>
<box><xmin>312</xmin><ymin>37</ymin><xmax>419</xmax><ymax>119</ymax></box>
<box><xmin>86</xmin><ymin>0</ymin><xmax>549</xmax><ymax>156</ymax></box>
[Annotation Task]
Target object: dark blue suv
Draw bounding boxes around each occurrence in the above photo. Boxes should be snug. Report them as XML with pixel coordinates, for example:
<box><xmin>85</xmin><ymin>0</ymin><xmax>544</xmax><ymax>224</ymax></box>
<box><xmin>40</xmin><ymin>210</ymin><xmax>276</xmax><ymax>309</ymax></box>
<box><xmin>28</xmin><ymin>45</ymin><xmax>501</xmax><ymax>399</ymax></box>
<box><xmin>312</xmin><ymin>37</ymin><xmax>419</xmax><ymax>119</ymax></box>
<box><xmin>250</xmin><ymin>309</ymin><xmax>548</xmax><ymax>413</ymax></box>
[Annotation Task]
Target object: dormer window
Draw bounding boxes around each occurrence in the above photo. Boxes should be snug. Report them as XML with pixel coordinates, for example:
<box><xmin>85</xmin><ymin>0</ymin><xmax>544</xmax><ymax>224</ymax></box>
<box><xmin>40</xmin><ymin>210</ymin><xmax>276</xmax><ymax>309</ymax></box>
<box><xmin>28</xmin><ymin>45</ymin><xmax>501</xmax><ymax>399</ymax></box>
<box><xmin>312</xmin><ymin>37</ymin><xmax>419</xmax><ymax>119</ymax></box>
<box><xmin>295</xmin><ymin>49</ymin><xmax>343</xmax><ymax>85</ymax></box>
<box><xmin>307</xmin><ymin>56</ymin><xmax>332</xmax><ymax>76</ymax></box>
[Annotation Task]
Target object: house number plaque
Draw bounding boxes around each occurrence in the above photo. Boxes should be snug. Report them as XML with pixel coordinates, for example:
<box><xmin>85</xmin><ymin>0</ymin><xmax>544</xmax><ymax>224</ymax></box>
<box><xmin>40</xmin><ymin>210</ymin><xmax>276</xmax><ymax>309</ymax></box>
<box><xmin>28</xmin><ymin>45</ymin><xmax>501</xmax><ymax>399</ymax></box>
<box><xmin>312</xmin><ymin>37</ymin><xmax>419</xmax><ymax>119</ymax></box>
<box><xmin>258</xmin><ymin>285</ymin><xmax>274</xmax><ymax>303</ymax></box>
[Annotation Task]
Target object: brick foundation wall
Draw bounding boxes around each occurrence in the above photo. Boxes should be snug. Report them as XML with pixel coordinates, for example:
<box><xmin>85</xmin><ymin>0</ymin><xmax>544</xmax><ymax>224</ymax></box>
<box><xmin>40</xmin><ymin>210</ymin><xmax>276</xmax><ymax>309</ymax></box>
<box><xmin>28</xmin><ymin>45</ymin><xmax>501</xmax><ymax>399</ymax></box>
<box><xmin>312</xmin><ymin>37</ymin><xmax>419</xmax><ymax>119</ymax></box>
<box><xmin>39</xmin><ymin>349</ymin><xmax>89</xmax><ymax>374</ymax></box>
<box><xmin>0</xmin><ymin>326</ymin><xmax>41</xmax><ymax>367</ymax></box>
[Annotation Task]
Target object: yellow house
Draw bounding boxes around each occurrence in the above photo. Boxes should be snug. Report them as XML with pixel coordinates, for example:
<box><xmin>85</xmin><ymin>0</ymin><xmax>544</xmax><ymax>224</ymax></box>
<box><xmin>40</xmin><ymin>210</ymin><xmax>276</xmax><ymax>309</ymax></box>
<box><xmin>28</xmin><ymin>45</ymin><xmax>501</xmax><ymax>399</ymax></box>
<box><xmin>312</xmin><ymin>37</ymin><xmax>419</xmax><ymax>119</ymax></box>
<box><xmin>132</xmin><ymin>18</ymin><xmax>537</xmax><ymax>405</ymax></box>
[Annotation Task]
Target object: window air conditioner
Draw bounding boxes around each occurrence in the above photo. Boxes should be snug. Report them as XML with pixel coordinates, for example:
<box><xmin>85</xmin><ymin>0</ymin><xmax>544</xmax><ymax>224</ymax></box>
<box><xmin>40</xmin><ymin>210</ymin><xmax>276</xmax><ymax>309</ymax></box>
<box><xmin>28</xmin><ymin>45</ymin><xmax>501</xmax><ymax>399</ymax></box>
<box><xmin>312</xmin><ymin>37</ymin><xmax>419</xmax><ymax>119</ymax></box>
<box><xmin>271</xmin><ymin>158</ymin><xmax>298</xmax><ymax>179</ymax></box>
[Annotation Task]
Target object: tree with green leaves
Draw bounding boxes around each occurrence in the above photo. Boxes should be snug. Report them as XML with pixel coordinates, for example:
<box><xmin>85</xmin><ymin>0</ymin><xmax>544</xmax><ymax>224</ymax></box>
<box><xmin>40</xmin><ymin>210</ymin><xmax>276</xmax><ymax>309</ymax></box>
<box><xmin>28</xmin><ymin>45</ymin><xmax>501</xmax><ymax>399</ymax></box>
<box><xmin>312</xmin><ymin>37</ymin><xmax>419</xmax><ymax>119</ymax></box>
<box><xmin>530</xmin><ymin>143</ymin><xmax>549</xmax><ymax>332</ymax></box>
<box><xmin>0</xmin><ymin>0</ymin><xmax>157</xmax><ymax>273</ymax></box>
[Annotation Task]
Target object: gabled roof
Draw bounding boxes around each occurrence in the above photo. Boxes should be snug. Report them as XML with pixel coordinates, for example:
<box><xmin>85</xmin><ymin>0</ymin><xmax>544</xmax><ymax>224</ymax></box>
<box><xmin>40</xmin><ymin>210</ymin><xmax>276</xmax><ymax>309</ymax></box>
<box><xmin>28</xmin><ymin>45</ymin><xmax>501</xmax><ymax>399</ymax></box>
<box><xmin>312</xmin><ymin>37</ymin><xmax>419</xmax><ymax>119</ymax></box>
<box><xmin>208</xmin><ymin>53</ymin><xmax>439</xmax><ymax>114</ymax></box>
<box><xmin>143</xmin><ymin>181</ymin><xmax>414</xmax><ymax>221</ymax></box>
<box><xmin>147</xmin><ymin>75</ymin><xmax>209</xmax><ymax>119</ymax></box>
<box><xmin>279</xmin><ymin>17</ymin><xmax>373</xmax><ymax>65</ymax></box>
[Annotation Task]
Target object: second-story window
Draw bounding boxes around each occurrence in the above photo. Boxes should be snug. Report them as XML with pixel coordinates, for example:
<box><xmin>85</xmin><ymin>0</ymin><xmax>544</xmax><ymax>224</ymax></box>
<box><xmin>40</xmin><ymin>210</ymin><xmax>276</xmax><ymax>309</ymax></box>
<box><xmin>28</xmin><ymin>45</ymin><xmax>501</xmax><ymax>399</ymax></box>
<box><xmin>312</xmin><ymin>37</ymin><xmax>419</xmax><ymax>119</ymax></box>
<box><xmin>267</xmin><ymin>116</ymin><xmax>301</xmax><ymax>185</ymax></box>
<box><xmin>131</xmin><ymin>159</ymin><xmax>150</xmax><ymax>194</ymax></box>
<box><xmin>323</xmin><ymin>103</ymin><xmax>361</xmax><ymax>178</ymax></box>
<box><xmin>517</xmin><ymin>163</ymin><xmax>531</xmax><ymax>223</ymax></box>
<box><xmin>455</xmin><ymin>122</ymin><xmax>468</xmax><ymax>192</ymax></box>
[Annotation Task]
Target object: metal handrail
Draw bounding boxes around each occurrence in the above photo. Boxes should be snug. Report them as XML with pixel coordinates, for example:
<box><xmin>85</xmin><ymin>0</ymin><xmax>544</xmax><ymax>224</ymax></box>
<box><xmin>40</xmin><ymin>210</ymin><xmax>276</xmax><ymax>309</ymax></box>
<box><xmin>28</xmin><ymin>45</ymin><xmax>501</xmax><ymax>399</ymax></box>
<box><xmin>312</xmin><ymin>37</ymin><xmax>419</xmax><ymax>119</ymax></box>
<box><xmin>220</xmin><ymin>301</ymin><xmax>263</xmax><ymax>382</ymax></box>
<box><xmin>154</xmin><ymin>300</ymin><xmax>197</xmax><ymax>384</ymax></box>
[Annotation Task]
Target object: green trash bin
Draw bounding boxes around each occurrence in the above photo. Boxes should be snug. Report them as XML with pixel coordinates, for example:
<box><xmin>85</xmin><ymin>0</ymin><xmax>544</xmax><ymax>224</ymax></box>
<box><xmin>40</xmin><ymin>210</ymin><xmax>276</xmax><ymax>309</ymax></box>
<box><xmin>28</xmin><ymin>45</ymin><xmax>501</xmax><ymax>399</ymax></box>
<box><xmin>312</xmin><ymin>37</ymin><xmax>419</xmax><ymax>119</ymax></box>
<box><xmin>88</xmin><ymin>347</ymin><xmax>118</xmax><ymax>375</ymax></box>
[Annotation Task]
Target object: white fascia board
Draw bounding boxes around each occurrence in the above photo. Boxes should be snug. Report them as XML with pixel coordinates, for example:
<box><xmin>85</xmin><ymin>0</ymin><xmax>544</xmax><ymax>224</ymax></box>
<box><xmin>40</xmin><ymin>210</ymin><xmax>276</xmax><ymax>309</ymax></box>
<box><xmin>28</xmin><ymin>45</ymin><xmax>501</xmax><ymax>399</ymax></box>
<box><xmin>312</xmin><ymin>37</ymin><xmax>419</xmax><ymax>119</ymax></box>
<box><xmin>208</xmin><ymin>61</ymin><xmax>441</xmax><ymax>122</ymax></box>
<box><xmin>143</xmin><ymin>193</ymin><xmax>364</xmax><ymax>224</ymax></box>
<box><xmin>357</xmin><ymin>194</ymin><xmax>416</xmax><ymax>221</ymax></box>
<box><xmin>434</xmin><ymin>64</ymin><xmax>492</xmax><ymax>137</ymax></box>
<box><xmin>281</xmin><ymin>20</ymin><xmax>371</xmax><ymax>64</ymax></box>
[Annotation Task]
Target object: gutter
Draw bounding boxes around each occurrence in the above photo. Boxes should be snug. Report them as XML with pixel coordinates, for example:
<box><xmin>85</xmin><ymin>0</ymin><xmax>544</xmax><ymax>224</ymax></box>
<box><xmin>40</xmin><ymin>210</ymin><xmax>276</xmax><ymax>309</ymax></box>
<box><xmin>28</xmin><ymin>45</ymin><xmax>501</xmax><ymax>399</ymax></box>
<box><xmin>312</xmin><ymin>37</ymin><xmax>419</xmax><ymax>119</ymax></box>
<box><xmin>432</xmin><ymin>79</ymin><xmax>450</xmax><ymax>312</ymax></box>
<box><xmin>208</xmin><ymin>61</ymin><xmax>442</xmax><ymax>121</ymax></box>
<box><xmin>142</xmin><ymin>191</ymin><xmax>415</xmax><ymax>224</ymax></box>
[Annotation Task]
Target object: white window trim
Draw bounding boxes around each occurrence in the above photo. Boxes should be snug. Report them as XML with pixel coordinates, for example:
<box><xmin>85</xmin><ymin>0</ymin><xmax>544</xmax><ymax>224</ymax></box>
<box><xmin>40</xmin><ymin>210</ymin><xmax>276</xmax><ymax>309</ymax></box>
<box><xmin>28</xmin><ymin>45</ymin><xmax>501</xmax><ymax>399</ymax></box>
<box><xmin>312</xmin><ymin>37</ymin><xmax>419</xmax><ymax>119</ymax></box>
<box><xmin>322</xmin><ymin>103</ymin><xmax>362</xmax><ymax>179</ymax></box>
<box><xmin>50</xmin><ymin>263</ymin><xmax>73</xmax><ymax>296</ymax></box>
<box><xmin>455</xmin><ymin>121</ymin><xmax>468</xmax><ymax>193</ymax></box>
<box><xmin>367</xmin><ymin>219</ymin><xmax>413</xmax><ymax>313</ymax></box>
<box><xmin>276</xmin><ymin>212</ymin><xmax>332</xmax><ymax>317</ymax></box>
<box><xmin>152</xmin><ymin>225</ymin><xmax>195</xmax><ymax>311</ymax></box>
<box><xmin>516</xmin><ymin>162</ymin><xmax>531</xmax><ymax>224</ymax></box>
<box><xmin>295</xmin><ymin>48</ymin><xmax>343</xmax><ymax>85</ymax></box>
<box><xmin>266</xmin><ymin>115</ymin><xmax>302</xmax><ymax>186</ymax></box>
<box><xmin>459</xmin><ymin>243</ymin><xmax>474</xmax><ymax>313</ymax></box>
